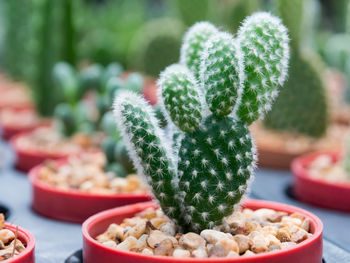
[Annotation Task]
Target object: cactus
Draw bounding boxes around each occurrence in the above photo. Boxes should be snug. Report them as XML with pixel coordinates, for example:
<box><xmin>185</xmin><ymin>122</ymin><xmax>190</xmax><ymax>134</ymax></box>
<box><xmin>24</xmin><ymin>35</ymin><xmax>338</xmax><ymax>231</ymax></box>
<box><xmin>127</xmin><ymin>18</ymin><xmax>185</xmax><ymax>77</ymax></box>
<box><xmin>114</xmin><ymin>13</ymin><xmax>289</xmax><ymax>232</ymax></box>
<box><xmin>264</xmin><ymin>51</ymin><xmax>329</xmax><ymax>137</ymax></box>
<box><xmin>264</xmin><ymin>0</ymin><xmax>329</xmax><ymax>137</ymax></box>
<box><xmin>29</xmin><ymin>0</ymin><xmax>77</xmax><ymax>117</ymax></box>
<box><xmin>1</xmin><ymin>0</ymin><xmax>33</xmax><ymax>80</ymax></box>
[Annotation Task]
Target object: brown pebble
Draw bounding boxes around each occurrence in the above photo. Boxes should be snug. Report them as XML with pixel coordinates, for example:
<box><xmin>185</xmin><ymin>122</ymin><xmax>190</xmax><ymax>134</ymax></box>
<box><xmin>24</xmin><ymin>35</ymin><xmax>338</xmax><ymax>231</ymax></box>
<box><xmin>276</xmin><ymin>227</ymin><xmax>291</xmax><ymax>242</ymax></box>
<box><xmin>154</xmin><ymin>238</ymin><xmax>174</xmax><ymax>256</ymax></box>
<box><xmin>179</xmin><ymin>232</ymin><xmax>206</xmax><ymax>250</ymax></box>
<box><xmin>209</xmin><ymin>244</ymin><xmax>226</xmax><ymax>257</ymax></box>
<box><xmin>233</xmin><ymin>234</ymin><xmax>251</xmax><ymax>254</ymax></box>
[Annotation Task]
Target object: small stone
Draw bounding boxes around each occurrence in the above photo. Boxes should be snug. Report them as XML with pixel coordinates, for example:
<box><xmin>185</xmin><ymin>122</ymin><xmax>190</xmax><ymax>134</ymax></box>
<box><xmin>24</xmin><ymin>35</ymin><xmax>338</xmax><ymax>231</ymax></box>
<box><xmin>200</xmin><ymin>230</ymin><xmax>231</xmax><ymax>244</ymax></box>
<box><xmin>209</xmin><ymin>244</ymin><xmax>226</xmax><ymax>257</ymax></box>
<box><xmin>290</xmin><ymin>212</ymin><xmax>304</xmax><ymax>220</ymax></box>
<box><xmin>147</xmin><ymin>230</ymin><xmax>176</xmax><ymax>248</ymax></box>
<box><xmin>253</xmin><ymin>209</ymin><xmax>276</xmax><ymax>221</ymax></box>
<box><xmin>268</xmin><ymin>245</ymin><xmax>279</xmax><ymax>251</ymax></box>
<box><xmin>242</xmin><ymin>250</ymin><xmax>255</xmax><ymax>257</ymax></box>
<box><xmin>290</xmin><ymin>226</ymin><xmax>309</xmax><ymax>243</ymax></box>
<box><xmin>267</xmin><ymin>212</ymin><xmax>288</xmax><ymax>223</ymax></box>
<box><xmin>251</xmin><ymin>234</ymin><xmax>269</xmax><ymax>253</ymax></box>
<box><xmin>125</xmin><ymin>221</ymin><xmax>146</xmax><ymax>239</ymax></box>
<box><xmin>0</xmin><ymin>214</ymin><xmax>4</xmax><ymax>229</ymax></box>
<box><xmin>9</xmin><ymin>239</ymin><xmax>25</xmax><ymax>252</ymax></box>
<box><xmin>218</xmin><ymin>238</ymin><xmax>239</xmax><ymax>254</ymax></box>
<box><xmin>301</xmin><ymin>219</ymin><xmax>310</xmax><ymax>232</ymax></box>
<box><xmin>276</xmin><ymin>227</ymin><xmax>291</xmax><ymax>242</ymax></box>
<box><xmin>0</xmin><ymin>240</ymin><xmax>4</xmax><ymax>249</ymax></box>
<box><xmin>266</xmin><ymin>234</ymin><xmax>281</xmax><ymax>247</ymax></box>
<box><xmin>0</xmin><ymin>229</ymin><xmax>15</xmax><ymax>244</ymax></box>
<box><xmin>96</xmin><ymin>233</ymin><xmax>110</xmax><ymax>243</ymax></box>
<box><xmin>159</xmin><ymin>222</ymin><xmax>176</xmax><ymax>236</ymax></box>
<box><xmin>224</xmin><ymin>212</ymin><xmax>245</xmax><ymax>231</ymax></box>
<box><xmin>172</xmin><ymin>247</ymin><xmax>191</xmax><ymax>258</ymax></box>
<box><xmin>150</xmin><ymin>217</ymin><xmax>168</xmax><ymax>228</ymax></box>
<box><xmin>233</xmin><ymin>234</ymin><xmax>251</xmax><ymax>254</ymax></box>
<box><xmin>102</xmin><ymin>240</ymin><xmax>117</xmax><ymax>248</ymax></box>
<box><xmin>154</xmin><ymin>238</ymin><xmax>174</xmax><ymax>256</ymax></box>
<box><xmin>282</xmin><ymin>216</ymin><xmax>302</xmax><ymax>227</ymax></box>
<box><xmin>135</xmin><ymin>234</ymin><xmax>148</xmax><ymax>250</ymax></box>
<box><xmin>261</xmin><ymin>225</ymin><xmax>278</xmax><ymax>237</ymax></box>
<box><xmin>280</xmin><ymin>242</ymin><xmax>297</xmax><ymax>250</ymax></box>
<box><xmin>141</xmin><ymin>248</ymin><xmax>154</xmax><ymax>255</ymax></box>
<box><xmin>226</xmin><ymin>251</ymin><xmax>239</xmax><ymax>258</ymax></box>
<box><xmin>179</xmin><ymin>232</ymin><xmax>206</xmax><ymax>250</ymax></box>
<box><xmin>137</xmin><ymin>208</ymin><xmax>157</xmax><ymax>220</ymax></box>
<box><xmin>192</xmin><ymin>247</ymin><xmax>208</xmax><ymax>258</ymax></box>
<box><xmin>0</xmin><ymin>248</ymin><xmax>12</xmax><ymax>258</ymax></box>
<box><xmin>116</xmin><ymin>236</ymin><xmax>137</xmax><ymax>251</ymax></box>
<box><xmin>243</xmin><ymin>208</ymin><xmax>254</xmax><ymax>218</ymax></box>
<box><xmin>244</xmin><ymin>220</ymin><xmax>262</xmax><ymax>234</ymax></box>
<box><xmin>106</xmin><ymin>224</ymin><xmax>124</xmax><ymax>241</ymax></box>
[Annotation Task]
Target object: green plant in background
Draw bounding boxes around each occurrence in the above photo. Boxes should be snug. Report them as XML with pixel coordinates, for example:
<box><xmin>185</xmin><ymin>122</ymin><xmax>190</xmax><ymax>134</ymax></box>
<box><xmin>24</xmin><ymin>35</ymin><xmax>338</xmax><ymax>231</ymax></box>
<box><xmin>1</xmin><ymin>0</ymin><xmax>33</xmax><ymax>80</ymax></box>
<box><xmin>219</xmin><ymin>0</ymin><xmax>261</xmax><ymax>33</ymax></box>
<box><xmin>127</xmin><ymin>18</ymin><xmax>185</xmax><ymax>77</ymax></box>
<box><xmin>264</xmin><ymin>0</ymin><xmax>329</xmax><ymax>138</ymax></box>
<box><xmin>171</xmin><ymin>0</ymin><xmax>215</xmax><ymax>27</ymax></box>
<box><xmin>29</xmin><ymin>0</ymin><xmax>78</xmax><ymax>117</ymax></box>
<box><xmin>78</xmin><ymin>0</ymin><xmax>147</xmax><ymax>66</ymax></box>
<box><xmin>114</xmin><ymin>13</ymin><xmax>289</xmax><ymax>231</ymax></box>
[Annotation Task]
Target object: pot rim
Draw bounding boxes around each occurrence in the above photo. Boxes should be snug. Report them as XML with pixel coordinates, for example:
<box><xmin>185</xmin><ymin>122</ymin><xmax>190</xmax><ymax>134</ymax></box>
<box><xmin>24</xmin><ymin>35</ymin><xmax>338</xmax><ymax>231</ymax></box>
<box><xmin>3</xmin><ymin>223</ymin><xmax>35</xmax><ymax>263</ymax></box>
<box><xmin>29</xmin><ymin>159</ymin><xmax>150</xmax><ymax>200</ymax></box>
<box><xmin>82</xmin><ymin>199</ymin><xmax>323</xmax><ymax>262</ymax></box>
<box><xmin>10</xmin><ymin>131</ymin><xmax>79</xmax><ymax>159</ymax></box>
<box><xmin>291</xmin><ymin>150</ymin><xmax>350</xmax><ymax>189</ymax></box>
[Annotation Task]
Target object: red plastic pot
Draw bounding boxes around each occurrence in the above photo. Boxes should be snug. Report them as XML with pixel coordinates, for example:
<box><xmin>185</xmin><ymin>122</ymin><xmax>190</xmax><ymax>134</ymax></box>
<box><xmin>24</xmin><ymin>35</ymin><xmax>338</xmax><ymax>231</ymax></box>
<box><xmin>3</xmin><ymin>223</ymin><xmax>35</xmax><ymax>263</ymax></box>
<box><xmin>82</xmin><ymin>200</ymin><xmax>323</xmax><ymax>263</ymax></box>
<box><xmin>10</xmin><ymin>132</ymin><xmax>79</xmax><ymax>172</ymax></box>
<box><xmin>29</xmin><ymin>161</ymin><xmax>151</xmax><ymax>223</ymax></box>
<box><xmin>292</xmin><ymin>151</ymin><xmax>350</xmax><ymax>212</ymax></box>
<box><xmin>0</xmin><ymin>108</ymin><xmax>51</xmax><ymax>141</ymax></box>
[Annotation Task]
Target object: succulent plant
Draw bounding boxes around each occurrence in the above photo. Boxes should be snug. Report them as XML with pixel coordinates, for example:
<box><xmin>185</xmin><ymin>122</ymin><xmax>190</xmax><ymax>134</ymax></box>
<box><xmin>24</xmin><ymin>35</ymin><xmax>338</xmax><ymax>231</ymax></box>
<box><xmin>127</xmin><ymin>18</ymin><xmax>185</xmax><ymax>77</ymax></box>
<box><xmin>1</xmin><ymin>0</ymin><xmax>33</xmax><ymax>80</ymax></box>
<box><xmin>29</xmin><ymin>0</ymin><xmax>77</xmax><ymax>117</ymax></box>
<box><xmin>114</xmin><ymin>13</ymin><xmax>289</xmax><ymax>232</ymax></box>
<box><xmin>264</xmin><ymin>0</ymin><xmax>329</xmax><ymax>138</ymax></box>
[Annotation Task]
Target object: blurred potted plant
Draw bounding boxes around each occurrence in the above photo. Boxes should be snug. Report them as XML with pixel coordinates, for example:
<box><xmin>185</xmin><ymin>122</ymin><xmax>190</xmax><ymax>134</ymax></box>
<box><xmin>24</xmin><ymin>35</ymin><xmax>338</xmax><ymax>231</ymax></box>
<box><xmin>252</xmin><ymin>0</ymin><xmax>348</xmax><ymax>169</ymax></box>
<box><xmin>0</xmin><ymin>213</ymin><xmax>35</xmax><ymax>262</ymax></box>
<box><xmin>292</xmin><ymin>133</ymin><xmax>350</xmax><ymax>212</ymax></box>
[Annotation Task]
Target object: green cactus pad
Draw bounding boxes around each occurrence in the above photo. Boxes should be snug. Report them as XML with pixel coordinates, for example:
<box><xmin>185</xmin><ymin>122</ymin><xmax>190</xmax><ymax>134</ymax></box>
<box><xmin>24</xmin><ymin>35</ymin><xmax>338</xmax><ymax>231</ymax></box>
<box><xmin>264</xmin><ymin>51</ymin><xmax>329</xmax><ymax>138</ymax></box>
<box><xmin>237</xmin><ymin>12</ymin><xmax>290</xmax><ymax>124</ymax></box>
<box><xmin>158</xmin><ymin>64</ymin><xmax>202</xmax><ymax>132</ymax></box>
<box><xmin>114</xmin><ymin>92</ymin><xmax>187</xmax><ymax>227</ymax></box>
<box><xmin>201</xmin><ymin>32</ymin><xmax>244</xmax><ymax>117</ymax></box>
<box><xmin>180</xmin><ymin>22</ymin><xmax>219</xmax><ymax>79</ymax></box>
<box><xmin>178</xmin><ymin>116</ymin><xmax>255</xmax><ymax>231</ymax></box>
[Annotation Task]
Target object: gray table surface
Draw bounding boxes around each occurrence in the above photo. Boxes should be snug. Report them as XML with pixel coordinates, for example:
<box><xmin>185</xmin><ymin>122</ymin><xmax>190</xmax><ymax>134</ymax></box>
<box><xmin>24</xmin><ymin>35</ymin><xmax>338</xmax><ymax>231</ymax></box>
<box><xmin>1</xmin><ymin>139</ymin><xmax>350</xmax><ymax>263</ymax></box>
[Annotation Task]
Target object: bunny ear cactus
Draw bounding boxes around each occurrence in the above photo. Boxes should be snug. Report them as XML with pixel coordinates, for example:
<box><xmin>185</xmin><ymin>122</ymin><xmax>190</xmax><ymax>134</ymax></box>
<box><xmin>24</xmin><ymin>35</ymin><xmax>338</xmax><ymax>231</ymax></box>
<box><xmin>264</xmin><ymin>51</ymin><xmax>329</xmax><ymax>137</ymax></box>
<box><xmin>114</xmin><ymin>13</ymin><xmax>289</xmax><ymax>232</ymax></box>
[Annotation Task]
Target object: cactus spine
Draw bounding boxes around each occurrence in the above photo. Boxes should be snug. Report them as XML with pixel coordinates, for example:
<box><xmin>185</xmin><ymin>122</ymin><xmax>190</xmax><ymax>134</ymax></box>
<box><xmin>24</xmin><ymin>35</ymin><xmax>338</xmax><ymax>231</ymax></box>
<box><xmin>114</xmin><ymin>13</ymin><xmax>289</xmax><ymax>232</ymax></box>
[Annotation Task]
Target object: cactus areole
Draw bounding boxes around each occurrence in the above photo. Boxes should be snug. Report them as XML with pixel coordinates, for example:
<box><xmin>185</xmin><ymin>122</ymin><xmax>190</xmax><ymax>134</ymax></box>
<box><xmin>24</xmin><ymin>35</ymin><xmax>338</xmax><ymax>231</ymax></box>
<box><xmin>114</xmin><ymin>12</ymin><xmax>290</xmax><ymax>232</ymax></box>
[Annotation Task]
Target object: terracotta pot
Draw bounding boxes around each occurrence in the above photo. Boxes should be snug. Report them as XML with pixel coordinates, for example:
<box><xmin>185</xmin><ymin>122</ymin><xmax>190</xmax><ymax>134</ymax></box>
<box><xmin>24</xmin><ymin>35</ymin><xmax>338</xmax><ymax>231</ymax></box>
<box><xmin>29</xmin><ymin>161</ymin><xmax>151</xmax><ymax>223</ymax></box>
<box><xmin>3</xmin><ymin>223</ymin><xmax>35</xmax><ymax>263</ymax></box>
<box><xmin>82</xmin><ymin>200</ymin><xmax>323</xmax><ymax>263</ymax></box>
<box><xmin>0</xmin><ymin>108</ymin><xmax>51</xmax><ymax>141</ymax></box>
<box><xmin>10</xmin><ymin>133</ymin><xmax>74</xmax><ymax>172</ymax></box>
<box><xmin>258</xmin><ymin>147</ymin><xmax>303</xmax><ymax>170</ymax></box>
<box><xmin>292</xmin><ymin>151</ymin><xmax>350</xmax><ymax>212</ymax></box>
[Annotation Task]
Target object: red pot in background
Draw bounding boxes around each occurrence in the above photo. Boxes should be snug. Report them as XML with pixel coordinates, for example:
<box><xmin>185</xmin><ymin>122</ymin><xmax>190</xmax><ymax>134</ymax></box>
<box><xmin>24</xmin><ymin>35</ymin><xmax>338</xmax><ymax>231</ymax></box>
<box><xmin>292</xmin><ymin>151</ymin><xmax>350</xmax><ymax>212</ymax></box>
<box><xmin>0</xmin><ymin>108</ymin><xmax>51</xmax><ymax>141</ymax></box>
<box><xmin>10</xmin><ymin>133</ymin><xmax>74</xmax><ymax>172</ymax></box>
<box><xmin>29</xmin><ymin>161</ymin><xmax>151</xmax><ymax>223</ymax></box>
<box><xmin>3</xmin><ymin>223</ymin><xmax>35</xmax><ymax>263</ymax></box>
<box><xmin>82</xmin><ymin>200</ymin><xmax>323</xmax><ymax>263</ymax></box>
